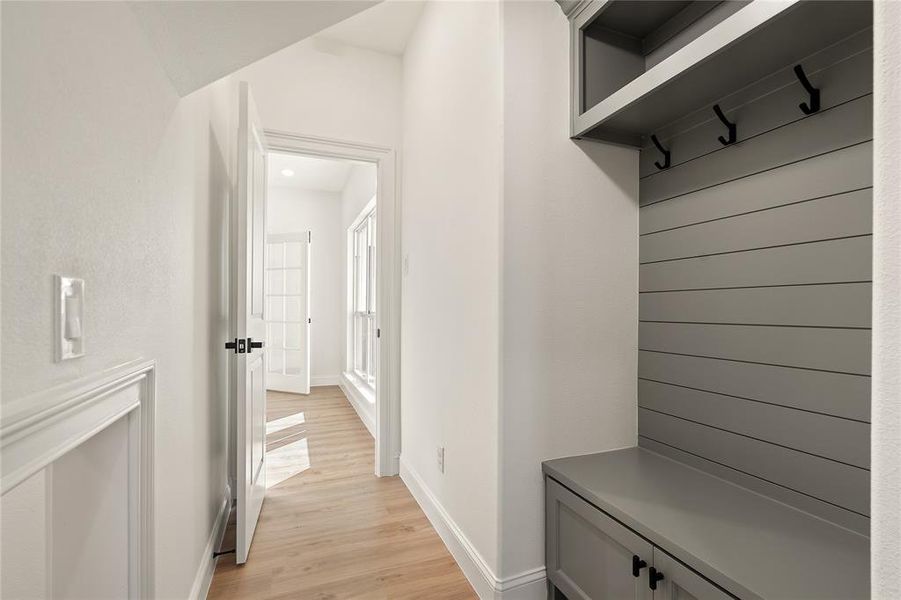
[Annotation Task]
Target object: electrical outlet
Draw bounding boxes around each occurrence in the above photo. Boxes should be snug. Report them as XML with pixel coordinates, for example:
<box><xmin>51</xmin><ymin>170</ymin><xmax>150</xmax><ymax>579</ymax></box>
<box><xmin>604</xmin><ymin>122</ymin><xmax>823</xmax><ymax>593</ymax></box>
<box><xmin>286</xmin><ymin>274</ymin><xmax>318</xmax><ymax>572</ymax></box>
<box><xmin>437</xmin><ymin>446</ymin><xmax>445</xmax><ymax>474</ymax></box>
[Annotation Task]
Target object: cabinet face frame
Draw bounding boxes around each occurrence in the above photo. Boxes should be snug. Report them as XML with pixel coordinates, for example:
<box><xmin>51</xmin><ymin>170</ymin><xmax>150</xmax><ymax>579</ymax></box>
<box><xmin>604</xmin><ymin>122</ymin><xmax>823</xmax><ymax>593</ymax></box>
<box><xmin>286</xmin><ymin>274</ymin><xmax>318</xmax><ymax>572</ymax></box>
<box><xmin>651</xmin><ymin>549</ymin><xmax>735</xmax><ymax>600</ymax></box>
<box><xmin>546</xmin><ymin>478</ymin><xmax>653</xmax><ymax>600</ymax></box>
<box><xmin>568</xmin><ymin>1</ymin><xmax>609</xmax><ymax>137</ymax></box>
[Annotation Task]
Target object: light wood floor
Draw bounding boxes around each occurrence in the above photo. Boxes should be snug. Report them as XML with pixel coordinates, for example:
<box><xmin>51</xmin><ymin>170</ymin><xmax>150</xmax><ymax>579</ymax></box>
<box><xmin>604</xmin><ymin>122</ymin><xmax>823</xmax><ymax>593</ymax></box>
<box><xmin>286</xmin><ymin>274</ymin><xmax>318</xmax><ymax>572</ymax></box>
<box><xmin>207</xmin><ymin>386</ymin><xmax>476</xmax><ymax>600</ymax></box>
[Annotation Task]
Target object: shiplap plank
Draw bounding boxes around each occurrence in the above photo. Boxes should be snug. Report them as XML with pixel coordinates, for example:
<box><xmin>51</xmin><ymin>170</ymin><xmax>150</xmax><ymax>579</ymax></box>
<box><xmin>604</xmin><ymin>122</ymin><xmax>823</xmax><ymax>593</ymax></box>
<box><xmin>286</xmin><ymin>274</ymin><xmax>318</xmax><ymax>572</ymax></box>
<box><xmin>639</xmin><ymin>322</ymin><xmax>871</xmax><ymax>375</ymax></box>
<box><xmin>638</xmin><ymin>409</ymin><xmax>870</xmax><ymax>515</ymax></box>
<box><xmin>640</xmin><ymin>283</ymin><xmax>871</xmax><ymax>328</ymax></box>
<box><xmin>638</xmin><ymin>437</ymin><xmax>870</xmax><ymax>534</ymax></box>
<box><xmin>640</xmin><ymin>96</ymin><xmax>872</xmax><ymax>206</ymax></box>
<box><xmin>640</xmin><ymin>236</ymin><xmax>871</xmax><ymax>291</ymax></box>
<box><xmin>638</xmin><ymin>351</ymin><xmax>870</xmax><ymax>422</ymax></box>
<box><xmin>640</xmin><ymin>189</ymin><xmax>872</xmax><ymax>263</ymax></box>
<box><xmin>640</xmin><ymin>142</ymin><xmax>872</xmax><ymax>235</ymax></box>
<box><xmin>638</xmin><ymin>380</ymin><xmax>869</xmax><ymax>468</ymax></box>
<box><xmin>638</xmin><ymin>41</ymin><xmax>873</xmax><ymax>176</ymax></box>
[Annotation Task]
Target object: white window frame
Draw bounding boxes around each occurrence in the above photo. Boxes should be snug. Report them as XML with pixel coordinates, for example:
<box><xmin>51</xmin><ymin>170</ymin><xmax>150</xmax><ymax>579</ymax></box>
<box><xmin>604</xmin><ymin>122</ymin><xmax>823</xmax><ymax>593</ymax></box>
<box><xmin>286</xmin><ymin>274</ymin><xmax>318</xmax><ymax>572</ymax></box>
<box><xmin>348</xmin><ymin>197</ymin><xmax>377</xmax><ymax>391</ymax></box>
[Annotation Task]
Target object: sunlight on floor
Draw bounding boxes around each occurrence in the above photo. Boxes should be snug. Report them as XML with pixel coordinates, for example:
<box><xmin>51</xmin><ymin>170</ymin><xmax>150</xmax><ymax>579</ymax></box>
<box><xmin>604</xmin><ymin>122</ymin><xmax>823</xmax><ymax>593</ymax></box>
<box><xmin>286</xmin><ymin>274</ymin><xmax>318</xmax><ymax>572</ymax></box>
<box><xmin>266</xmin><ymin>411</ymin><xmax>306</xmax><ymax>436</ymax></box>
<box><xmin>266</xmin><ymin>436</ymin><xmax>310</xmax><ymax>488</ymax></box>
<box><xmin>266</xmin><ymin>410</ymin><xmax>311</xmax><ymax>488</ymax></box>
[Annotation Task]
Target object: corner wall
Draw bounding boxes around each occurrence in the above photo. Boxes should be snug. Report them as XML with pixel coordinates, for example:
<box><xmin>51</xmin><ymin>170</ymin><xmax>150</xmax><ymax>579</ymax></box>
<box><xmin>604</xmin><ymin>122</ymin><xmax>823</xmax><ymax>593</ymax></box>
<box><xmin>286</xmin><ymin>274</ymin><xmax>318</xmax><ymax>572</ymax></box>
<box><xmin>500</xmin><ymin>0</ymin><xmax>638</xmax><ymax>592</ymax></box>
<box><xmin>871</xmin><ymin>1</ymin><xmax>901</xmax><ymax>596</ymax></box>
<box><xmin>400</xmin><ymin>0</ymin><xmax>503</xmax><ymax>584</ymax></box>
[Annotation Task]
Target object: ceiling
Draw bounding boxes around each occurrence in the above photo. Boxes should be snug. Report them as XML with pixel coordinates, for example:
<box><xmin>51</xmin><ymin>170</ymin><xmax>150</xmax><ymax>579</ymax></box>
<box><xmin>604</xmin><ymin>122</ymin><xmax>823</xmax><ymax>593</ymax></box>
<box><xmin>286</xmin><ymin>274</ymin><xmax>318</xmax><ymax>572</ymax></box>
<box><xmin>268</xmin><ymin>153</ymin><xmax>355</xmax><ymax>193</ymax></box>
<box><xmin>130</xmin><ymin>1</ymin><xmax>379</xmax><ymax>96</ymax></box>
<box><xmin>314</xmin><ymin>0</ymin><xmax>425</xmax><ymax>56</ymax></box>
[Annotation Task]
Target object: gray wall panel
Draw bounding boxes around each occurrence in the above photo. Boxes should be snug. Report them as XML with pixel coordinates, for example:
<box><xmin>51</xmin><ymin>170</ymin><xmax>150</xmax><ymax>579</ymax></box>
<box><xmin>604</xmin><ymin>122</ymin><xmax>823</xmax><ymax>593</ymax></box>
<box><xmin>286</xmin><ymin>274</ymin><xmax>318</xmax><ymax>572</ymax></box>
<box><xmin>640</xmin><ymin>142</ymin><xmax>872</xmax><ymax>235</ymax></box>
<box><xmin>637</xmin><ymin>437</ymin><xmax>870</xmax><ymax>535</ymax></box>
<box><xmin>640</xmin><ymin>283</ymin><xmax>872</xmax><ymax>328</ymax></box>
<box><xmin>636</xmin><ymin>36</ymin><xmax>871</xmax><ymax>527</ymax></box>
<box><xmin>639</xmin><ymin>409</ymin><xmax>870</xmax><ymax>516</ymax></box>
<box><xmin>640</xmin><ymin>189</ymin><xmax>872</xmax><ymax>263</ymax></box>
<box><xmin>640</xmin><ymin>96</ymin><xmax>872</xmax><ymax>206</ymax></box>
<box><xmin>639</xmin><ymin>322</ymin><xmax>871</xmax><ymax>375</ymax></box>
<box><xmin>639</xmin><ymin>236</ymin><xmax>872</xmax><ymax>292</ymax></box>
<box><xmin>638</xmin><ymin>380</ymin><xmax>869</xmax><ymax>468</ymax></box>
<box><xmin>638</xmin><ymin>351</ymin><xmax>870</xmax><ymax>422</ymax></box>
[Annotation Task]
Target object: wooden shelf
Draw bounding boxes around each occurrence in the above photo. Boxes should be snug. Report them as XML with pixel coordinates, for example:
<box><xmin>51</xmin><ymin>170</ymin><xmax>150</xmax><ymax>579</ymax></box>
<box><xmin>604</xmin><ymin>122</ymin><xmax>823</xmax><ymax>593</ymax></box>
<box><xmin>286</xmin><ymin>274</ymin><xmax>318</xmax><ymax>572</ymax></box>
<box><xmin>572</xmin><ymin>1</ymin><xmax>872</xmax><ymax>145</ymax></box>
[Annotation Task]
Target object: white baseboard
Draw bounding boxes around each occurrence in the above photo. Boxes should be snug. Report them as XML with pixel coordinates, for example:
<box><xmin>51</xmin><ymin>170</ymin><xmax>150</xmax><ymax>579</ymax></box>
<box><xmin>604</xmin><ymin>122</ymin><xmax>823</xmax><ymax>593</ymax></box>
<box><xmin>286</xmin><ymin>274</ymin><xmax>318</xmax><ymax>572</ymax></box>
<box><xmin>339</xmin><ymin>373</ymin><xmax>375</xmax><ymax>437</ymax></box>
<box><xmin>189</xmin><ymin>485</ymin><xmax>231</xmax><ymax>600</ymax></box>
<box><xmin>399</xmin><ymin>458</ymin><xmax>546</xmax><ymax>599</ymax></box>
<box><xmin>311</xmin><ymin>375</ymin><xmax>340</xmax><ymax>387</ymax></box>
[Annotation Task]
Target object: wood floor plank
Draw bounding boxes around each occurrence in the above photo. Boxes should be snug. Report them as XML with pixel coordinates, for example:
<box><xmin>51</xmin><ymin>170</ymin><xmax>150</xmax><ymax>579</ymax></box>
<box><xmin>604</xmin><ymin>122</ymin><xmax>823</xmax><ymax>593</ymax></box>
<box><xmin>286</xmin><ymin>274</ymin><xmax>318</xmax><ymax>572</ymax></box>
<box><xmin>207</xmin><ymin>386</ymin><xmax>475</xmax><ymax>600</ymax></box>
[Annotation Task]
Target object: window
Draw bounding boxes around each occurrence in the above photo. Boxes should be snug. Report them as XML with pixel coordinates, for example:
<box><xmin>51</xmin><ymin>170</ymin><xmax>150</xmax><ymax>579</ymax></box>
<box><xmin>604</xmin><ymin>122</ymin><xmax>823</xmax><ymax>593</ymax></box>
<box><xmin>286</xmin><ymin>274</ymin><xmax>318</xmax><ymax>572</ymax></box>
<box><xmin>351</xmin><ymin>207</ymin><xmax>377</xmax><ymax>388</ymax></box>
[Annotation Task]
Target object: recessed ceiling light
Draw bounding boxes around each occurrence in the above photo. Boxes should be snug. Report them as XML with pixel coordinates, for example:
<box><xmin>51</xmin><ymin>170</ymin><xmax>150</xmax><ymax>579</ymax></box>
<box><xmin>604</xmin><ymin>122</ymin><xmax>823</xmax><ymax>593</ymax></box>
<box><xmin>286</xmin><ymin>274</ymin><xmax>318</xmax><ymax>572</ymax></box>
<box><xmin>281</xmin><ymin>169</ymin><xmax>295</xmax><ymax>177</ymax></box>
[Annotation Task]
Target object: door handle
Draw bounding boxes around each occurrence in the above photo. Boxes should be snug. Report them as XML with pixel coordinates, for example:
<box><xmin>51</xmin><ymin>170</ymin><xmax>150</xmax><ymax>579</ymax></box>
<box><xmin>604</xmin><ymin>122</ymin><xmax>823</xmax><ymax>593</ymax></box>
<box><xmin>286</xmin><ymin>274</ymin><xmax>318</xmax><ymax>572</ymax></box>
<box><xmin>649</xmin><ymin>567</ymin><xmax>664</xmax><ymax>590</ymax></box>
<box><xmin>632</xmin><ymin>555</ymin><xmax>647</xmax><ymax>578</ymax></box>
<box><xmin>225</xmin><ymin>338</ymin><xmax>264</xmax><ymax>354</ymax></box>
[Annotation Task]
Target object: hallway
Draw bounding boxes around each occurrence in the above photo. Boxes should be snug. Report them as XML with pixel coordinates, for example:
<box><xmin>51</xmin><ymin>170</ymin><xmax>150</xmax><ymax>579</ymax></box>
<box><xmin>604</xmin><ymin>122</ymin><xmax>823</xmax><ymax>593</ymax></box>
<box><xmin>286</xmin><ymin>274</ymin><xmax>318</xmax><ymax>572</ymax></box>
<box><xmin>207</xmin><ymin>387</ymin><xmax>475</xmax><ymax>599</ymax></box>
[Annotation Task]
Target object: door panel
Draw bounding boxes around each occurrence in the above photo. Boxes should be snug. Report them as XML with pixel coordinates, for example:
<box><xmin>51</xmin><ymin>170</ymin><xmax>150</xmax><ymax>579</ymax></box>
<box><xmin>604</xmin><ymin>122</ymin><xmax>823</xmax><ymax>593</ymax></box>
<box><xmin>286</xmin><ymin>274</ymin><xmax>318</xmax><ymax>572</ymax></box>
<box><xmin>546</xmin><ymin>479</ymin><xmax>653</xmax><ymax>600</ymax></box>
<box><xmin>652</xmin><ymin>549</ymin><xmax>734</xmax><ymax>600</ymax></box>
<box><xmin>235</xmin><ymin>81</ymin><xmax>268</xmax><ymax>565</ymax></box>
<box><xmin>264</xmin><ymin>232</ymin><xmax>311</xmax><ymax>394</ymax></box>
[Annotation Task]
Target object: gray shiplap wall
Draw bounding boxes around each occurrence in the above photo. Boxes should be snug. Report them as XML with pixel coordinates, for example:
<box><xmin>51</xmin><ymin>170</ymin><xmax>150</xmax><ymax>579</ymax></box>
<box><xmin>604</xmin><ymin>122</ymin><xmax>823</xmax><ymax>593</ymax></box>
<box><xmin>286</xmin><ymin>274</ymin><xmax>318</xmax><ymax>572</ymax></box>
<box><xmin>637</xmin><ymin>31</ymin><xmax>872</xmax><ymax>533</ymax></box>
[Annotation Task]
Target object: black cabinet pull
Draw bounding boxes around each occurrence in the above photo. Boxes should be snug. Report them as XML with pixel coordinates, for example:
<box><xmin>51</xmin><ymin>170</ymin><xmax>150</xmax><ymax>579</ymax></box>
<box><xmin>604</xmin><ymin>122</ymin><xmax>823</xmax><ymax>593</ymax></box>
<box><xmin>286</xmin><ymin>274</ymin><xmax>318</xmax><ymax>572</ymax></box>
<box><xmin>632</xmin><ymin>555</ymin><xmax>647</xmax><ymax>578</ymax></box>
<box><xmin>649</xmin><ymin>566</ymin><xmax>665</xmax><ymax>590</ymax></box>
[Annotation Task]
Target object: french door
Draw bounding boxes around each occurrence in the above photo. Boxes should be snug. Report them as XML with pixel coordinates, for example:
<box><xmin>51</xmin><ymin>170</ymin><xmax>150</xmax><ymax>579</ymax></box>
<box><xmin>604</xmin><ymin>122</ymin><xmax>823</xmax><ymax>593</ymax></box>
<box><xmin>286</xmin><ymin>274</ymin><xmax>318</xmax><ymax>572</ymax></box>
<box><xmin>265</xmin><ymin>232</ymin><xmax>312</xmax><ymax>395</ymax></box>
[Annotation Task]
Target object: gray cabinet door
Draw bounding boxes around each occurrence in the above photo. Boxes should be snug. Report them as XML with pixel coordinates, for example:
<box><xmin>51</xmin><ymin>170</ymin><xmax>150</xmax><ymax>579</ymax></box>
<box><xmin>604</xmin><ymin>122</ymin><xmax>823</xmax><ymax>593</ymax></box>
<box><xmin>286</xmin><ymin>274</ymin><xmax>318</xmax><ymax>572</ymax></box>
<box><xmin>651</xmin><ymin>549</ymin><xmax>734</xmax><ymax>600</ymax></box>
<box><xmin>546</xmin><ymin>478</ymin><xmax>653</xmax><ymax>600</ymax></box>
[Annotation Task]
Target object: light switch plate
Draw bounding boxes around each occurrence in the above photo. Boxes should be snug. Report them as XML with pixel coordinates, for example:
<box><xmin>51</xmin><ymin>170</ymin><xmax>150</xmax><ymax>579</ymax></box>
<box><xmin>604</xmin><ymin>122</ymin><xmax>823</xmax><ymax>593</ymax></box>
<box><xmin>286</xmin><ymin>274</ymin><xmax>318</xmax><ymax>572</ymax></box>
<box><xmin>55</xmin><ymin>275</ymin><xmax>85</xmax><ymax>361</ymax></box>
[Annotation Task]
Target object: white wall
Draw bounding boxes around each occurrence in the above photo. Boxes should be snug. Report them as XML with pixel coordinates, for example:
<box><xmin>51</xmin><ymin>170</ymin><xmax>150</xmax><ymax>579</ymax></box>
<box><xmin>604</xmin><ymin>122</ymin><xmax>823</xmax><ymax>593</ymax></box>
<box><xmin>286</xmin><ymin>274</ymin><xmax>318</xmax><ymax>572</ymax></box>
<box><xmin>232</xmin><ymin>37</ymin><xmax>402</xmax><ymax>148</ymax></box>
<box><xmin>342</xmin><ymin>164</ymin><xmax>378</xmax><ymax>233</ymax></box>
<box><xmin>0</xmin><ymin>471</ymin><xmax>48</xmax><ymax>599</ymax></box>
<box><xmin>1</xmin><ymin>3</ymin><xmax>233</xmax><ymax>597</ymax></box>
<box><xmin>267</xmin><ymin>186</ymin><xmax>343</xmax><ymax>385</ymax></box>
<box><xmin>499</xmin><ymin>1</ymin><xmax>638</xmax><ymax>591</ymax></box>
<box><xmin>400</xmin><ymin>0</ymin><xmax>503</xmax><ymax>580</ymax></box>
<box><xmin>871</xmin><ymin>2</ymin><xmax>901</xmax><ymax>597</ymax></box>
<box><xmin>51</xmin><ymin>418</ymin><xmax>130</xmax><ymax>599</ymax></box>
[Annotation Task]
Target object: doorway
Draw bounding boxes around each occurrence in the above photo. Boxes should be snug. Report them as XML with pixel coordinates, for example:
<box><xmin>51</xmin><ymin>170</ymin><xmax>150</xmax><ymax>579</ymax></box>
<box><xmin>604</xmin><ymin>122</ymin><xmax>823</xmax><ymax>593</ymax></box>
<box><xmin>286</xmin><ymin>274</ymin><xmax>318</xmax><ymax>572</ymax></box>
<box><xmin>263</xmin><ymin>132</ymin><xmax>400</xmax><ymax>478</ymax></box>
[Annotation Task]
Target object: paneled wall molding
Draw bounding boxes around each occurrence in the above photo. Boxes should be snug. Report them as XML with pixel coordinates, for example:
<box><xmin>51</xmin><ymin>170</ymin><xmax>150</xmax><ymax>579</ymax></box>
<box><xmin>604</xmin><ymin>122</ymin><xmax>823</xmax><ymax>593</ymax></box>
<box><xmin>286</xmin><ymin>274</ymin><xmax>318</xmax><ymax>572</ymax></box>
<box><xmin>638</xmin><ymin>34</ymin><xmax>872</xmax><ymax>532</ymax></box>
<box><xmin>0</xmin><ymin>359</ymin><xmax>156</xmax><ymax>598</ymax></box>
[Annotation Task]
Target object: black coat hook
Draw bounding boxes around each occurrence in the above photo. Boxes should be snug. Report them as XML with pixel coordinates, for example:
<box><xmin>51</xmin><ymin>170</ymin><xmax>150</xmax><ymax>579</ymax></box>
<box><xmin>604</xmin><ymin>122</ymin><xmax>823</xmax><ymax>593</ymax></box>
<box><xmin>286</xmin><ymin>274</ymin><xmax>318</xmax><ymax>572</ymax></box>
<box><xmin>650</xmin><ymin>134</ymin><xmax>670</xmax><ymax>170</ymax></box>
<box><xmin>713</xmin><ymin>104</ymin><xmax>736</xmax><ymax>145</ymax></box>
<box><xmin>793</xmin><ymin>64</ymin><xmax>820</xmax><ymax>114</ymax></box>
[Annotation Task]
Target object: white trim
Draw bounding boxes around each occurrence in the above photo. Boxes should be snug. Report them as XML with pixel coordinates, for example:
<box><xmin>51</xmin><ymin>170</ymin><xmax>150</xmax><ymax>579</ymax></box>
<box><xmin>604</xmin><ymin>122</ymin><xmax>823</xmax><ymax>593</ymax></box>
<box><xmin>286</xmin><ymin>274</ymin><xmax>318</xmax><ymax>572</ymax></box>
<box><xmin>311</xmin><ymin>375</ymin><xmax>340</xmax><ymax>387</ymax></box>
<box><xmin>189</xmin><ymin>485</ymin><xmax>232</xmax><ymax>600</ymax></box>
<box><xmin>339</xmin><ymin>372</ymin><xmax>376</xmax><ymax>437</ymax></box>
<box><xmin>0</xmin><ymin>359</ymin><xmax>156</xmax><ymax>599</ymax></box>
<box><xmin>399</xmin><ymin>458</ymin><xmax>547</xmax><ymax>600</ymax></box>
<box><xmin>264</xmin><ymin>129</ymin><xmax>401</xmax><ymax>477</ymax></box>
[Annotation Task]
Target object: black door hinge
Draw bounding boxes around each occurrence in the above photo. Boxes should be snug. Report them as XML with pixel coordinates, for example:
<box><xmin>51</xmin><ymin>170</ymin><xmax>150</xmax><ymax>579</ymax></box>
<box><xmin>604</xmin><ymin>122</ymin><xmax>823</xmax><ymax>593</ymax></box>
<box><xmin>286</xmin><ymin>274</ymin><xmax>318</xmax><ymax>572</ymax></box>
<box><xmin>377</xmin><ymin>328</ymin><xmax>381</xmax><ymax>338</ymax></box>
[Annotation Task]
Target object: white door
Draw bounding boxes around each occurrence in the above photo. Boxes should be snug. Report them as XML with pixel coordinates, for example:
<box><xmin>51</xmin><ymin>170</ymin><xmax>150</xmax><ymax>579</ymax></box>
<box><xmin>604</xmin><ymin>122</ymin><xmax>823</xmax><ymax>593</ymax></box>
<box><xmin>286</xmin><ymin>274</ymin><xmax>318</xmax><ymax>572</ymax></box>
<box><xmin>265</xmin><ymin>232</ymin><xmax>311</xmax><ymax>394</ymax></box>
<box><xmin>233</xmin><ymin>81</ymin><xmax>267</xmax><ymax>564</ymax></box>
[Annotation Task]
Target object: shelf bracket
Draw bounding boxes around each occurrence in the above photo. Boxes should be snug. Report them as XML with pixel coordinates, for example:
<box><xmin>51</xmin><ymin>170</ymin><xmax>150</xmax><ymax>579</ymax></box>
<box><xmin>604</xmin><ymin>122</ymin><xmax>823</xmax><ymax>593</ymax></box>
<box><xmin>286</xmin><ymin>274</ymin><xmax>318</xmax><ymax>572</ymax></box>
<box><xmin>793</xmin><ymin>64</ymin><xmax>821</xmax><ymax>115</ymax></box>
<box><xmin>713</xmin><ymin>104</ymin><xmax>737</xmax><ymax>145</ymax></box>
<box><xmin>650</xmin><ymin>134</ymin><xmax>671</xmax><ymax>170</ymax></box>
